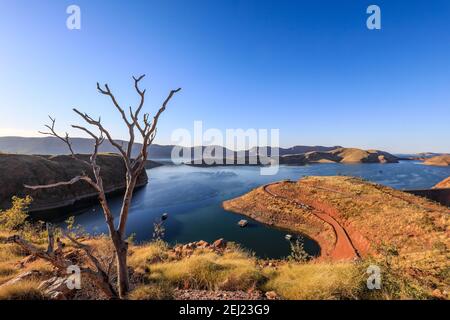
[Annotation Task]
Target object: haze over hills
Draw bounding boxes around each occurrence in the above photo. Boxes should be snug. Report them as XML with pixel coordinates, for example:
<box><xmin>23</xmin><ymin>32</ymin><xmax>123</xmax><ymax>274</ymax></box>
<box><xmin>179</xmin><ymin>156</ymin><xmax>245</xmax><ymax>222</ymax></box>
<box><xmin>0</xmin><ymin>136</ymin><xmax>342</xmax><ymax>160</ymax></box>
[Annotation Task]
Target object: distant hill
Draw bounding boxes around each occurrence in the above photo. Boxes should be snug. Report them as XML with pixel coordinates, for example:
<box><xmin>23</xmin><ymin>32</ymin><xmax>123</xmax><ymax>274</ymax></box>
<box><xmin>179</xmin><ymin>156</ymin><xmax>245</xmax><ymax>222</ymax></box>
<box><xmin>187</xmin><ymin>147</ymin><xmax>398</xmax><ymax>166</ymax></box>
<box><xmin>280</xmin><ymin>148</ymin><xmax>398</xmax><ymax>165</ymax></box>
<box><xmin>418</xmin><ymin>152</ymin><xmax>444</xmax><ymax>159</ymax></box>
<box><xmin>0</xmin><ymin>136</ymin><xmax>172</xmax><ymax>159</ymax></box>
<box><xmin>0</xmin><ymin>136</ymin><xmax>342</xmax><ymax>160</ymax></box>
<box><xmin>423</xmin><ymin>155</ymin><xmax>450</xmax><ymax>166</ymax></box>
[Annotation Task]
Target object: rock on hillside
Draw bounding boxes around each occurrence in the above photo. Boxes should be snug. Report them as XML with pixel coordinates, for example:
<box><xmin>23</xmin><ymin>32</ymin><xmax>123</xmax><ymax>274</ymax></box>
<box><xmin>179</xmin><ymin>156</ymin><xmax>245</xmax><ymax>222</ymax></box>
<box><xmin>280</xmin><ymin>148</ymin><xmax>398</xmax><ymax>165</ymax></box>
<box><xmin>423</xmin><ymin>155</ymin><xmax>450</xmax><ymax>166</ymax></box>
<box><xmin>0</xmin><ymin>153</ymin><xmax>149</xmax><ymax>211</ymax></box>
<box><xmin>434</xmin><ymin>176</ymin><xmax>450</xmax><ymax>189</ymax></box>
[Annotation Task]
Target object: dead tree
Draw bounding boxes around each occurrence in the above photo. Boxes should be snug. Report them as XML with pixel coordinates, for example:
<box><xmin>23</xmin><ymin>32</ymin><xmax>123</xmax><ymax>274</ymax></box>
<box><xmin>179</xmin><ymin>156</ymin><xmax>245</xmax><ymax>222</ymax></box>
<box><xmin>24</xmin><ymin>75</ymin><xmax>181</xmax><ymax>298</ymax></box>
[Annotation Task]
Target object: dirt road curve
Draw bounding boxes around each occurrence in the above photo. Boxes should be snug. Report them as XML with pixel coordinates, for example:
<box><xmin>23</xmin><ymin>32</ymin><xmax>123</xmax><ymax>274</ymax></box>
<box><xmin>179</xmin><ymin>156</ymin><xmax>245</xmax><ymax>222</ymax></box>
<box><xmin>263</xmin><ymin>182</ymin><xmax>359</xmax><ymax>261</ymax></box>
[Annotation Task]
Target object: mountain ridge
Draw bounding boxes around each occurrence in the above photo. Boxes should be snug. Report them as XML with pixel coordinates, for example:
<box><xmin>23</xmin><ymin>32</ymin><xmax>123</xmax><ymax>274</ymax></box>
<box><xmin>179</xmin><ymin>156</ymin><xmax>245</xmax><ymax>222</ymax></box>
<box><xmin>0</xmin><ymin>136</ymin><xmax>342</xmax><ymax>159</ymax></box>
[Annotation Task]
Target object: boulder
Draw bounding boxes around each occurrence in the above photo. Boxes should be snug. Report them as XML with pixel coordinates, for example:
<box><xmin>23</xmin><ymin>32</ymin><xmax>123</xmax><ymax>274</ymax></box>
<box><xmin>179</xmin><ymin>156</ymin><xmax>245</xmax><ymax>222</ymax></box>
<box><xmin>265</xmin><ymin>291</ymin><xmax>279</xmax><ymax>300</ymax></box>
<box><xmin>212</xmin><ymin>238</ymin><xmax>227</xmax><ymax>249</ymax></box>
<box><xmin>196</xmin><ymin>240</ymin><xmax>209</xmax><ymax>248</ymax></box>
<box><xmin>38</xmin><ymin>276</ymin><xmax>76</xmax><ymax>300</ymax></box>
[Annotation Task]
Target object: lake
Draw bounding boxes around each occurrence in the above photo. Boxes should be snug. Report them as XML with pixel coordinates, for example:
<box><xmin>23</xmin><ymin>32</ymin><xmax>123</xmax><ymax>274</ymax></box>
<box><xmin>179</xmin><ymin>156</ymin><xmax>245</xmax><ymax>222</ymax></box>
<box><xmin>64</xmin><ymin>161</ymin><xmax>450</xmax><ymax>259</ymax></box>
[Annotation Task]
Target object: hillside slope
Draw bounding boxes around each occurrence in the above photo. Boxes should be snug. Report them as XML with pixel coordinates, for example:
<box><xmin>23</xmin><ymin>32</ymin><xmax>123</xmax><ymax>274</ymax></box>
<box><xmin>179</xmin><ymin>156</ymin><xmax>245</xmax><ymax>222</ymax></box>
<box><xmin>280</xmin><ymin>148</ymin><xmax>398</xmax><ymax>165</ymax></box>
<box><xmin>424</xmin><ymin>155</ymin><xmax>450</xmax><ymax>166</ymax></box>
<box><xmin>0</xmin><ymin>136</ymin><xmax>342</xmax><ymax>160</ymax></box>
<box><xmin>434</xmin><ymin>176</ymin><xmax>450</xmax><ymax>189</ymax></box>
<box><xmin>0</xmin><ymin>153</ymin><xmax>148</xmax><ymax>211</ymax></box>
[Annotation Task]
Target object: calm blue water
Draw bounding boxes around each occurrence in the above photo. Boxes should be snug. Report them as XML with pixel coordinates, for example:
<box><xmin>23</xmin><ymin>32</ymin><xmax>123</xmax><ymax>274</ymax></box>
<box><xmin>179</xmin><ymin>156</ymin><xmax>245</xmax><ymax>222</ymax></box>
<box><xmin>67</xmin><ymin>161</ymin><xmax>450</xmax><ymax>259</ymax></box>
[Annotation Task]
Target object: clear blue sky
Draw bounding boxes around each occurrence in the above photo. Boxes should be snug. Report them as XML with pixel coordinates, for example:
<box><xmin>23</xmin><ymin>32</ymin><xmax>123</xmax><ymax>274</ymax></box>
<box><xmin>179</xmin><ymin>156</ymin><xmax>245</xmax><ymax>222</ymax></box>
<box><xmin>0</xmin><ymin>0</ymin><xmax>449</xmax><ymax>153</ymax></box>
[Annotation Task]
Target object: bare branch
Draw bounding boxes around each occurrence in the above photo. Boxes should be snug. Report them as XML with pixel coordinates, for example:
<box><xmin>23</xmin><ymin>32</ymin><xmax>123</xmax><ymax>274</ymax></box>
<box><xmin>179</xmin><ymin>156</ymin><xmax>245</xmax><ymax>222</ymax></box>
<box><xmin>63</xmin><ymin>231</ymin><xmax>108</xmax><ymax>275</ymax></box>
<box><xmin>24</xmin><ymin>175</ymin><xmax>100</xmax><ymax>192</ymax></box>
<box><xmin>39</xmin><ymin>116</ymin><xmax>75</xmax><ymax>157</ymax></box>
<box><xmin>72</xmin><ymin>109</ymin><xmax>131</xmax><ymax>172</ymax></box>
<box><xmin>145</xmin><ymin>88</ymin><xmax>181</xmax><ymax>138</ymax></box>
<box><xmin>131</xmin><ymin>74</ymin><xmax>146</xmax><ymax>122</ymax></box>
<box><xmin>97</xmin><ymin>82</ymin><xmax>131</xmax><ymax>126</ymax></box>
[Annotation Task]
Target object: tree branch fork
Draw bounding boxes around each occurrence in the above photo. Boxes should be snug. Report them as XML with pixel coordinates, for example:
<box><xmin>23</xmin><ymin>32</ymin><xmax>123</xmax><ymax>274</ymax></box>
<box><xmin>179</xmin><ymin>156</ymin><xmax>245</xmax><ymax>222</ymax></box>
<box><xmin>21</xmin><ymin>75</ymin><xmax>181</xmax><ymax>298</ymax></box>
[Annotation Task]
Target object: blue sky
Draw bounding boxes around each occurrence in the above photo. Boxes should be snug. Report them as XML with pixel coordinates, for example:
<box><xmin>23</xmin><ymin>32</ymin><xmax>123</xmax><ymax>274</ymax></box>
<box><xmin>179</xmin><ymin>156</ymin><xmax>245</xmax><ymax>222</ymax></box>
<box><xmin>0</xmin><ymin>0</ymin><xmax>449</xmax><ymax>153</ymax></box>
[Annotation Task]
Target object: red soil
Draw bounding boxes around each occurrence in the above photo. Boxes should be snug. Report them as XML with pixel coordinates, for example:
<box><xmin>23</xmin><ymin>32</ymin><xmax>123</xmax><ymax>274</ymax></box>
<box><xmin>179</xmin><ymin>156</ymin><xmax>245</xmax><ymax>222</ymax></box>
<box><xmin>263</xmin><ymin>182</ymin><xmax>359</xmax><ymax>261</ymax></box>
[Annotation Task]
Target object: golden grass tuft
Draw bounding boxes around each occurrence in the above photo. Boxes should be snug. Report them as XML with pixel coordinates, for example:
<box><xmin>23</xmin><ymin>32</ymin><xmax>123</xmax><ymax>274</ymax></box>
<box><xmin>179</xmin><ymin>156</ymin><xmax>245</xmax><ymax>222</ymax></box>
<box><xmin>146</xmin><ymin>250</ymin><xmax>263</xmax><ymax>291</ymax></box>
<box><xmin>129</xmin><ymin>240</ymin><xmax>170</xmax><ymax>273</ymax></box>
<box><xmin>129</xmin><ymin>283</ymin><xmax>174</xmax><ymax>300</ymax></box>
<box><xmin>262</xmin><ymin>262</ymin><xmax>363</xmax><ymax>300</ymax></box>
<box><xmin>0</xmin><ymin>280</ymin><xmax>45</xmax><ymax>300</ymax></box>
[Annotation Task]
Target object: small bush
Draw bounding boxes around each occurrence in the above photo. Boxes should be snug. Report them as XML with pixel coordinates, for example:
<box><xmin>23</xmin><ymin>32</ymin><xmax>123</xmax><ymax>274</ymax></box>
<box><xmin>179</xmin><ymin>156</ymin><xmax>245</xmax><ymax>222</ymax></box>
<box><xmin>289</xmin><ymin>239</ymin><xmax>311</xmax><ymax>263</ymax></box>
<box><xmin>0</xmin><ymin>196</ymin><xmax>32</xmax><ymax>231</ymax></box>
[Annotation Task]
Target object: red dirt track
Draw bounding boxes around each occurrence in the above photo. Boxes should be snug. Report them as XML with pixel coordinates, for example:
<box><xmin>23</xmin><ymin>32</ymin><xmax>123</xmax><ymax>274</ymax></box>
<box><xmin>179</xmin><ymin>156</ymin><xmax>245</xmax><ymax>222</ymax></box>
<box><xmin>263</xmin><ymin>182</ymin><xmax>359</xmax><ymax>261</ymax></box>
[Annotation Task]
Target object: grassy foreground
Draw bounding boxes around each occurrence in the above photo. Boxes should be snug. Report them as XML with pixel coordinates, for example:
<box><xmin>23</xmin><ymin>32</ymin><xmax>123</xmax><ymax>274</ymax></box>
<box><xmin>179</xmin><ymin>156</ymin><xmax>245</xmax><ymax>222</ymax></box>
<box><xmin>0</xmin><ymin>231</ymin><xmax>439</xmax><ymax>300</ymax></box>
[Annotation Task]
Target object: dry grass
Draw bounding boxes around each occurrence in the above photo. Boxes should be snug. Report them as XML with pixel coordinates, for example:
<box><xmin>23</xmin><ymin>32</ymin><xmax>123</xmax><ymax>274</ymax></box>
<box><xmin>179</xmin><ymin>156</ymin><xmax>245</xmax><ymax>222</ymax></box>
<box><xmin>262</xmin><ymin>262</ymin><xmax>363</xmax><ymax>300</ymax></box>
<box><xmin>0</xmin><ymin>280</ymin><xmax>45</xmax><ymax>300</ymax></box>
<box><xmin>147</xmin><ymin>251</ymin><xmax>263</xmax><ymax>291</ymax></box>
<box><xmin>129</xmin><ymin>283</ymin><xmax>174</xmax><ymax>300</ymax></box>
<box><xmin>129</xmin><ymin>240</ymin><xmax>169</xmax><ymax>273</ymax></box>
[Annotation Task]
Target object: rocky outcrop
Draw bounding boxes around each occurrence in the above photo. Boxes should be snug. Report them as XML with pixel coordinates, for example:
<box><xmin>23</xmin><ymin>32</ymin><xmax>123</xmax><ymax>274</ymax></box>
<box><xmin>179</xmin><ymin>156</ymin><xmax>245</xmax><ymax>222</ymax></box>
<box><xmin>0</xmin><ymin>153</ymin><xmax>149</xmax><ymax>211</ymax></box>
<box><xmin>38</xmin><ymin>276</ymin><xmax>76</xmax><ymax>300</ymax></box>
<box><xmin>424</xmin><ymin>155</ymin><xmax>450</xmax><ymax>166</ymax></box>
<box><xmin>171</xmin><ymin>239</ymin><xmax>228</xmax><ymax>259</ymax></box>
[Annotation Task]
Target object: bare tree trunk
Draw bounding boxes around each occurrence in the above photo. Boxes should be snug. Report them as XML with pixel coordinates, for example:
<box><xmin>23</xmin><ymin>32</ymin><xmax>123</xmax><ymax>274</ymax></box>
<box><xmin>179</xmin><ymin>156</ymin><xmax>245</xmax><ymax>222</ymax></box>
<box><xmin>116</xmin><ymin>240</ymin><xmax>129</xmax><ymax>298</ymax></box>
<box><xmin>7</xmin><ymin>235</ymin><xmax>118</xmax><ymax>299</ymax></box>
<box><xmin>46</xmin><ymin>223</ymin><xmax>55</xmax><ymax>254</ymax></box>
<box><xmin>25</xmin><ymin>75</ymin><xmax>181</xmax><ymax>299</ymax></box>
